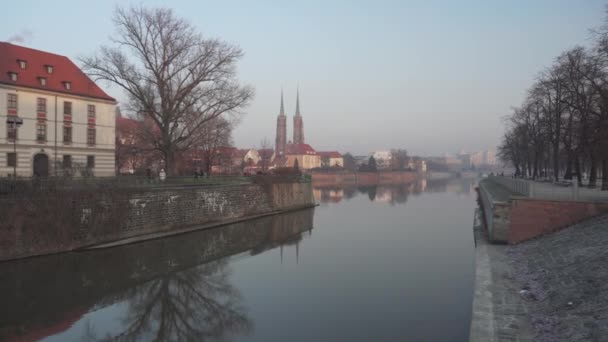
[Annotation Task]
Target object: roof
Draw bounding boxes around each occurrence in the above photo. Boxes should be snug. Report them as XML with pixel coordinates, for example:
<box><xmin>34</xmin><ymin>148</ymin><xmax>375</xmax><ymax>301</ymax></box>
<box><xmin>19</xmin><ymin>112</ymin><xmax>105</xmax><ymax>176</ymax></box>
<box><xmin>0</xmin><ymin>42</ymin><xmax>115</xmax><ymax>101</ymax></box>
<box><xmin>317</xmin><ymin>151</ymin><xmax>342</xmax><ymax>158</ymax></box>
<box><xmin>286</xmin><ymin>143</ymin><xmax>317</xmax><ymax>155</ymax></box>
<box><xmin>258</xmin><ymin>148</ymin><xmax>274</xmax><ymax>159</ymax></box>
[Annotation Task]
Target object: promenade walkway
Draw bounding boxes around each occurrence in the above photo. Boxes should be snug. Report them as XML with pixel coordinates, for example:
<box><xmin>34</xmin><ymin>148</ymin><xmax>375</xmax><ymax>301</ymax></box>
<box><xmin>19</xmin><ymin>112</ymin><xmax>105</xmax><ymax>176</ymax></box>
<box><xmin>471</xmin><ymin>211</ymin><xmax>608</xmax><ymax>341</ymax></box>
<box><xmin>489</xmin><ymin>176</ymin><xmax>608</xmax><ymax>202</ymax></box>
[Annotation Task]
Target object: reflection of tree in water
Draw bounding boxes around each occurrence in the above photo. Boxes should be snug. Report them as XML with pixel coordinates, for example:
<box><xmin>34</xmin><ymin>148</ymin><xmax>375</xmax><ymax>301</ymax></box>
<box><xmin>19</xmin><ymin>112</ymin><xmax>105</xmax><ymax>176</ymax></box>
<box><xmin>86</xmin><ymin>259</ymin><xmax>251</xmax><ymax>342</ymax></box>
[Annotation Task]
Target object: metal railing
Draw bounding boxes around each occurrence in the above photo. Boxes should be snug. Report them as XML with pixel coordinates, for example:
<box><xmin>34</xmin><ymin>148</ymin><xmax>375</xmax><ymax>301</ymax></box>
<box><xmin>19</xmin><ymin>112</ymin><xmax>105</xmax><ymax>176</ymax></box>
<box><xmin>0</xmin><ymin>173</ymin><xmax>312</xmax><ymax>195</ymax></box>
<box><xmin>487</xmin><ymin>175</ymin><xmax>608</xmax><ymax>202</ymax></box>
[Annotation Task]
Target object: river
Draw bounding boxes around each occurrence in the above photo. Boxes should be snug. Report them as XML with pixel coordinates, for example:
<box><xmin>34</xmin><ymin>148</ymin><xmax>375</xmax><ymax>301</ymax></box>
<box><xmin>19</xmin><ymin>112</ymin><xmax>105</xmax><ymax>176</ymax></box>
<box><xmin>0</xmin><ymin>177</ymin><xmax>477</xmax><ymax>342</ymax></box>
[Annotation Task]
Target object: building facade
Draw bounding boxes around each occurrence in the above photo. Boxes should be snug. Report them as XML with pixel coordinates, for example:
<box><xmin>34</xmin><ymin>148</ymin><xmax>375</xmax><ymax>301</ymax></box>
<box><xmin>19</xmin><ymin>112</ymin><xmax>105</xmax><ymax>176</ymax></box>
<box><xmin>318</xmin><ymin>151</ymin><xmax>343</xmax><ymax>167</ymax></box>
<box><xmin>286</xmin><ymin>143</ymin><xmax>320</xmax><ymax>170</ymax></box>
<box><xmin>0</xmin><ymin>42</ymin><xmax>116</xmax><ymax>177</ymax></box>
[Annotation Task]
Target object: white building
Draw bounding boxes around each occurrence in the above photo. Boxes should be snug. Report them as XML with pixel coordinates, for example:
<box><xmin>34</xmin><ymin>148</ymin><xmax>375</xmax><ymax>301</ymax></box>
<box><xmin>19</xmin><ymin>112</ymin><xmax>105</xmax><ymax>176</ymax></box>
<box><xmin>0</xmin><ymin>42</ymin><xmax>116</xmax><ymax>177</ymax></box>
<box><xmin>372</xmin><ymin>150</ymin><xmax>392</xmax><ymax>170</ymax></box>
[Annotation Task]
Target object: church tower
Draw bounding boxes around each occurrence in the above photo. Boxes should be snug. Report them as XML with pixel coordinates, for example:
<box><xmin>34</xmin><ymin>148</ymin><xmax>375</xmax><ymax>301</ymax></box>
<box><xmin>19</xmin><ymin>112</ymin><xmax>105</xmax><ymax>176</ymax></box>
<box><xmin>293</xmin><ymin>89</ymin><xmax>305</xmax><ymax>144</ymax></box>
<box><xmin>275</xmin><ymin>90</ymin><xmax>287</xmax><ymax>157</ymax></box>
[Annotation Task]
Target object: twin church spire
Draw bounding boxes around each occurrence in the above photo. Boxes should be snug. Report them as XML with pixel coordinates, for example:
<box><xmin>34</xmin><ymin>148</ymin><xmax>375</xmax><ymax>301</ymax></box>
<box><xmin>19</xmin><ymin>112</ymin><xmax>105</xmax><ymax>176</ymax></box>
<box><xmin>275</xmin><ymin>89</ymin><xmax>305</xmax><ymax>157</ymax></box>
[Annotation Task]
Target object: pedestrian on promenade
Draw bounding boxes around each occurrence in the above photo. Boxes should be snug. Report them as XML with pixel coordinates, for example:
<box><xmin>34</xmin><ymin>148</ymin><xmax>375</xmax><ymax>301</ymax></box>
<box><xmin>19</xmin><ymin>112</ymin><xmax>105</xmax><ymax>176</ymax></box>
<box><xmin>159</xmin><ymin>169</ymin><xmax>166</xmax><ymax>181</ymax></box>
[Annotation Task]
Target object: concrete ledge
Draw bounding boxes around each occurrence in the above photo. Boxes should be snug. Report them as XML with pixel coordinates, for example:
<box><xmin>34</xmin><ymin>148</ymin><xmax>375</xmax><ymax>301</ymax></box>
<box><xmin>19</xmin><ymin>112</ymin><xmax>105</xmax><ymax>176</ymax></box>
<box><xmin>86</xmin><ymin>204</ymin><xmax>318</xmax><ymax>250</ymax></box>
<box><xmin>470</xmin><ymin>209</ymin><xmax>535</xmax><ymax>341</ymax></box>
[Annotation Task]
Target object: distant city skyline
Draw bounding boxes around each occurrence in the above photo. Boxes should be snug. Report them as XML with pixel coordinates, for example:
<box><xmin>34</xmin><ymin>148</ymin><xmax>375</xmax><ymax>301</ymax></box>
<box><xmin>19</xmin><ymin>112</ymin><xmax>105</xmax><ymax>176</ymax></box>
<box><xmin>2</xmin><ymin>0</ymin><xmax>605</xmax><ymax>155</ymax></box>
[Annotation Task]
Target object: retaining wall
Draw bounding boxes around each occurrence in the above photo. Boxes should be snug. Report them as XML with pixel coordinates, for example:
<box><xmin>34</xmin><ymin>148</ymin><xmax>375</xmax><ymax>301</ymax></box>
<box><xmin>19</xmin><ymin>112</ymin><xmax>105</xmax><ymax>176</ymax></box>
<box><xmin>311</xmin><ymin>171</ymin><xmax>418</xmax><ymax>186</ymax></box>
<box><xmin>478</xmin><ymin>182</ymin><xmax>510</xmax><ymax>243</ymax></box>
<box><xmin>0</xmin><ymin>181</ymin><xmax>315</xmax><ymax>261</ymax></box>
<box><xmin>509</xmin><ymin>198</ymin><xmax>608</xmax><ymax>244</ymax></box>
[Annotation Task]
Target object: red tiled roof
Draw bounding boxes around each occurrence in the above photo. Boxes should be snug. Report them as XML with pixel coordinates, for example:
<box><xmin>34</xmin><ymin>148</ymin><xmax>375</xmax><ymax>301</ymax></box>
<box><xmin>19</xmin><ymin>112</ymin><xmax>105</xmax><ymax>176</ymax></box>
<box><xmin>232</xmin><ymin>149</ymin><xmax>249</xmax><ymax>158</ymax></box>
<box><xmin>317</xmin><ymin>151</ymin><xmax>342</xmax><ymax>158</ymax></box>
<box><xmin>216</xmin><ymin>146</ymin><xmax>237</xmax><ymax>155</ymax></box>
<box><xmin>117</xmin><ymin>116</ymin><xmax>139</xmax><ymax>131</ymax></box>
<box><xmin>258</xmin><ymin>148</ymin><xmax>274</xmax><ymax>159</ymax></box>
<box><xmin>0</xmin><ymin>42</ymin><xmax>115</xmax><ymax>101</ymax></box>
<box><xmin>287</xmin><ymin>143</ymin><xmax>317</xmax><ymax>155</ymax></box>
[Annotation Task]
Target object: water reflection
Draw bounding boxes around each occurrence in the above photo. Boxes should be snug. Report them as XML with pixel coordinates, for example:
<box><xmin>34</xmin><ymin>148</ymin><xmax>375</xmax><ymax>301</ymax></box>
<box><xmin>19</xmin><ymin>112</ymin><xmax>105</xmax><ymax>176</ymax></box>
<box><xmin>0</xmin><ymin>208</ymin><xmax>314</xmax><ymax>342</ymax></box>
<box><xmin>313</xmin><ymin>177</ymin><xmax>477</xmax><ymax>204</ymax></box>
<box><xmin>85</xmin><ymin>260</ymin><xmax>251</xmax><ymax>342</ymax></box>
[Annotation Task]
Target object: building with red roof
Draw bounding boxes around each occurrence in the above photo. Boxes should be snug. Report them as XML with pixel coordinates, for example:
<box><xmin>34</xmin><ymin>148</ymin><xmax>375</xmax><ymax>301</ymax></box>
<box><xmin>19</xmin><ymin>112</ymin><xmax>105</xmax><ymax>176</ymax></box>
<box><xmin>0</xmin><ymin>42</ymin><xmax>117</xmax><ymax>177</ymax></box>
<box><xmin>285</xmin><ymin>143</ymin><xmax>320</xmax><ymax>170</ymax></box>
<box><xmin>317</xmin><ymin>151</ymin><xmax>344</xmax><ymax>168</ymax></box>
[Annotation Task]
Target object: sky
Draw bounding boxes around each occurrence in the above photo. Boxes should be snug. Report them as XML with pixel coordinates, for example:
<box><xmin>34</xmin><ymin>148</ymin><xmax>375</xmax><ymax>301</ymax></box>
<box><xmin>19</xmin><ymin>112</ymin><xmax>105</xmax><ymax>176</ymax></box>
<box><xmin>2</xmin><ymin>0</ymin><xmax>605</xmax><ymax>156</ymax></box>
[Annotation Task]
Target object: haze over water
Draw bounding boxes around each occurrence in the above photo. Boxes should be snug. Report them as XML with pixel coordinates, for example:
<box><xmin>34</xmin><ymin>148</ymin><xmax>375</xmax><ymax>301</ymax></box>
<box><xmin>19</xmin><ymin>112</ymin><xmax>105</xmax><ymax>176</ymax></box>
<box><xmin>0</xmin><ymin>178</ymin><xmax>477</xmax><ymax>341</ymax></box>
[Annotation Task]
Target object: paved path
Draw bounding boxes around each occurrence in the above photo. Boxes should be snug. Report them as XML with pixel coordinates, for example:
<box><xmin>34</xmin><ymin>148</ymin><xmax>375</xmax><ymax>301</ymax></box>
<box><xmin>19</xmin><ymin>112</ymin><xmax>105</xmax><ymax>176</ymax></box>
<box><xmin>470</xmin><ymin>209</ymin><xmax>535</xmax><ymax>342</ymax></box>
<box><xmin>479</xmin><ymin>178</ymin><xmax>520</xmax><ymax>202</ymax></box>
<box><xmin>508</xmin><ymin>213</ymin><xmax>608</xmax><ymax>341</ymax></box>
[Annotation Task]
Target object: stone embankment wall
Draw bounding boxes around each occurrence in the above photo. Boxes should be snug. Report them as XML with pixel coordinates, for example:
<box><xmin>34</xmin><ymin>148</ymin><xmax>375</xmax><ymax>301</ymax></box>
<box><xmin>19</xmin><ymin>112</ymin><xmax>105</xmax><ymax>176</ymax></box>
<box><xmin>478</xmin><ymin>179</ymin><xmax>608</xmax><ymax>244</ymax></box>
<box><xmin>312</xmin><ymin>171</ymin><xmax>418</xmax><ymax>186</ymax></box>
<box><xmin>477</xmin><ymin>182</ymin><xmax>510</xmax><ymax>243</ymax></box>
<box><xmin>509</xmin><ymin>198</ymin><xmax>608</xmax><ymax>244</ymax></box>
<box><xmin>0</xmin><ymin>181</ymin><xmax>315</xmax><ymax>261</ymax></box>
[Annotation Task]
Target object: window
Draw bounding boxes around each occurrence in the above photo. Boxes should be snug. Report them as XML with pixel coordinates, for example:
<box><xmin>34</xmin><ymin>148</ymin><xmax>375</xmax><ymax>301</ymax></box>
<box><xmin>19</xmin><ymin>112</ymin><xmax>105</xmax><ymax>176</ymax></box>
<box><xmin>63</xmin><ymin>101</ymin><xmax>72</xmax><ymax>115</ymax></box>
<box><xmin>17</xmin><ymin>60</ymin><xmax>26</xmax><ymax>69</ymax></box>
<box><xmin>7</xmin><ymin>94</ymin><xmax>17</xmax><ymax>110</ymax></box>
<box><xmin>87</xmin><ymin>104</ymin><xmax>96</xmax><ymax>118</ymax></box>
<box><xmin>87</xmin><ymin>128</ymin><xmax>96</xmax><ymax>146</ymax></box>
<box><xmin>7</xmin><ymin>153</ymin><xmax>16</xmax><ymax>167</ymax></box>
<box><xmin>87</xmin><ymin>155</ymin><xmax>95</xmax><ymax>169</ymax></box>
<box><xmin>7</xmin><ymin>125</ymin><xmax>17</xmax><ymax>141</ymax></box>
<box><xmin>63</xmin><ymin>155</ymin><xmax>72</xmax><ymax>169</ymax></box>
<box><xmin>37</xmin><ymin>98</ymin><xmax>46</xmax><ymax>112</ymax></box>
<box><xmin>8</xmin><ymin>72</ymin><xmax>17</xmax><ymax>81</ymax></box>
<box><xmin>63</xmin><ymin>126</ymin><xmax>72</xmax><ymax>143</ymax></box>
<box><xmin>63</xmin><ymin>81</ymin><xmax>71</xmax><ymax>90</ymax></box>
<box><xmin>45</xmin><ymin>65</ymin><xmax>53</xmax><ymax>74</ymax></box>
<box><xmin>39</xmin><ymin>77</ymin><xmax>46</xmax><ymax>87</ymax></box>
<box><xmin>36</xmin><ymin>123</ymin><xmax>46</xmax><ymax>142</ymax></box>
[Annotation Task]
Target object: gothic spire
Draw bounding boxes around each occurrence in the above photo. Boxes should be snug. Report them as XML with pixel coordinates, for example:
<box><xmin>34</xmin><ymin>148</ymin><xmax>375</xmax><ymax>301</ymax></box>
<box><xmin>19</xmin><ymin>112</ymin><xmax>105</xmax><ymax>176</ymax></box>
<box><xmin>295</xmin><ymin>87</ymin><xmax>301</xmax><ymax>116</ymax></box>
<box><xmin>280</xmin><ymin>89</ymin><xmax>285</xmax><ymax>116</ymax></box>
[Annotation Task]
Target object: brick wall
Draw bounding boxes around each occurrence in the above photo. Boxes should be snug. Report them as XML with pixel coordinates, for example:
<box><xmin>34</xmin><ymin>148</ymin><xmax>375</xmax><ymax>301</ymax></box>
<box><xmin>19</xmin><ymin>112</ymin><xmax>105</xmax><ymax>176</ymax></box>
<box><xmin>0</xmin><ymin>182</ymin><xmax>314</xmax><ymax>261</ymax></box>
<box><xmin>509</xmin><ymin>198</ymin><xmax>608</xmax><ymax>244</ymax></box>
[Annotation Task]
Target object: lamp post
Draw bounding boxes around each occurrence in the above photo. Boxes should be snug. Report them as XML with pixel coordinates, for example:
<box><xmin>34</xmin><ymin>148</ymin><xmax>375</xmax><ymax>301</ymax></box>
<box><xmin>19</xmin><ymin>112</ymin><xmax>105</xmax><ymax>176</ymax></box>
<box><xmin>6</xmin><ymin>116</ymin><xmax>23</xmax><ymax>178</ymax></box>
<box><xmin>130</xmin><ymin>146</ymin><xmax>138</xmax><ymax>174</ymax></box>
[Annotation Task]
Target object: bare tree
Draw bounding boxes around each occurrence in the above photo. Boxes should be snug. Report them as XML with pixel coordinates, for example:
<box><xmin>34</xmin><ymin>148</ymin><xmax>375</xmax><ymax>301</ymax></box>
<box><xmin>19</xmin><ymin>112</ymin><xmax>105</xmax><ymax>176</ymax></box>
<box><xmin>199</xmin><ymin>116</ymin><xmax>234</xmax><ymax>174</ymax></box>
<box><xmin>82</xmin><ymin>6</ymin><xmax>253</xmax><ymax>175</ymax></box>
<box><xmin>258</xmin><ymin>137</ymin><xmax>272</xmax><ymax>172</ymax></box>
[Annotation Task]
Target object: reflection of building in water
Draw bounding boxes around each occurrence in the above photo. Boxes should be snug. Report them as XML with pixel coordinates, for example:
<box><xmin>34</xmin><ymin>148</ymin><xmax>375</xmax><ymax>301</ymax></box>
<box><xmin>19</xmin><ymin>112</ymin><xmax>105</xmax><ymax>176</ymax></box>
<box><xmin>0</xmin><ymin>208</ymin><xmax>314</xmax><ymax>341</ymax></box>
<box><xmin>374</xmin><ymin>187</ymin><xmax>393</xmax><ymax>203</ymax></box>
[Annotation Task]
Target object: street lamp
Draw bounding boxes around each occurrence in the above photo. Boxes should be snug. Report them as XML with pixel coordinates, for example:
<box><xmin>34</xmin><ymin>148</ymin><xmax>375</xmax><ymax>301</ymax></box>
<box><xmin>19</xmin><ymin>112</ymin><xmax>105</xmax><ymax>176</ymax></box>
<box><xmin>130</xmin><ymin>146</ymin><xmax>138</xmax><ymax>174</ymax></box>
<box><xmin>6</xmin><ymin>116</ymin><xmax>23</xmax><ymax>178</ymax></box>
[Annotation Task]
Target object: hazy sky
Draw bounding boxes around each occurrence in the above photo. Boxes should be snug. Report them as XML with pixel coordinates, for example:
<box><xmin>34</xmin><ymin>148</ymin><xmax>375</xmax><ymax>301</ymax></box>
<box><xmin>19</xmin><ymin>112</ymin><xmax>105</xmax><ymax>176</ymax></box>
<box><xmin>2</xmin><ymin>0</ymin><xmax>605</xmax><ymax>156</ymax></box>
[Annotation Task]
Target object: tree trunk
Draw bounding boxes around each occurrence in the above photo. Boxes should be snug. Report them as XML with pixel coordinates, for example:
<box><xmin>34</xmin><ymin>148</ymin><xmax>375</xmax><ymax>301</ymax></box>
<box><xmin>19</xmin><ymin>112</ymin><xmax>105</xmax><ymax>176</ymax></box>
<box><xmin>574</xmin><ymin>157</ymin><xmax>582</xmax><ymax>186</ymax></box>
<box><xmin>589</xmin><ymin>155</ymin><xmax>597</xmax><ymax>188</ymax></box>
<box><xmin>602</xmin><ymin>158</ymin><xmax>608</xmax><ymax>191</ymax></box>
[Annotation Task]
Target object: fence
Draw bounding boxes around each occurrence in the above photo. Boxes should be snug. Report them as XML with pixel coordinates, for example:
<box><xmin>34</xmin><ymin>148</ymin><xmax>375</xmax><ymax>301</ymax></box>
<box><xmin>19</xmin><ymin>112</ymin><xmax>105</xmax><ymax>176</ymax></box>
<box><xmin>0</xmin><ymin>174</ymin><xmax>311</xmax><ymax>195</ymax></box>
<box><xmin>488</xmin><ymin>175</ymin><xmax>608</xmax><ymax>202</ymax></box>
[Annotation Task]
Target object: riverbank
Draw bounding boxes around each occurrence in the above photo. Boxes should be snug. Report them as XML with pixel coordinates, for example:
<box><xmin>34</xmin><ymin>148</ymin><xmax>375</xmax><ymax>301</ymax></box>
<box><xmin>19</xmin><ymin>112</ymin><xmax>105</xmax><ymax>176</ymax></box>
<box><xmin>311</xmin><ymin>170</ymin><xmax>418</xmax><ymax>186</ymax></box>
<box><xmin>0</xmin><ymin>178</ymin><xmax>315</xmax><ymax>261</ymax></box>
<box><xmin>471</xmin><ymin>207</ymin><xmax>608</xmax><ymax>340</ymax></box>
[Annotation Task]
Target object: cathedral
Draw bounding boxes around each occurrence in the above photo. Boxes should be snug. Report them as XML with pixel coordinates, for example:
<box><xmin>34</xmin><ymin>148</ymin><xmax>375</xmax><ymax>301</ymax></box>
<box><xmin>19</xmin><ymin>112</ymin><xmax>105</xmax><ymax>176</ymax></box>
<box><xmin>274</xmin><ymin>90</ymin><xmax>320</xmax><ymax>170</ymax></box>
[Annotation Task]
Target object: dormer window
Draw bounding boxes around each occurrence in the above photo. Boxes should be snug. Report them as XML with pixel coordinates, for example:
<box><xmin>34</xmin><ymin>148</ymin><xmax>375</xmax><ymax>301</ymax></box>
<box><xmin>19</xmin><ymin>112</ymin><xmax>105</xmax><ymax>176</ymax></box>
<box><xmin>8</xmin><ymin>72</ymin><xmax>18</xmax><ymax>81</ymax></box>
<box><xmin>17</xmin><ymin>60</ymin><xmax>27</xmax><ymax>69</ymax></box>
<box><xmin>39</xmin><ymin>77</ymin><xmax>47</xmax><ymax>87</ymax></box>
<box><xmin>63</xmin><ymin>81</ymin><xmax>71</xmax><ymax>90</ymax></box>
<box><xmin>45</xmin><ymin>65</ymin><xmax>53</xmax><ymax>74</ymax></box>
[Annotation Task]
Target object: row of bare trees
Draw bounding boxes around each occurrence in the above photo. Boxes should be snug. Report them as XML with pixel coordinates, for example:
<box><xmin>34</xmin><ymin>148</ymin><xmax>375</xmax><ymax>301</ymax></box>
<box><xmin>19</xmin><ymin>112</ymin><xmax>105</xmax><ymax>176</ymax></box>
<box><xmin>499</xmin><ymin>12</ymin><xmax>608</xmax><ymax>189</ymax></box>
<box><xmin>83</xmin><ymin>6</ymin><xmax>253</xmax><ymax>176</ymax></box>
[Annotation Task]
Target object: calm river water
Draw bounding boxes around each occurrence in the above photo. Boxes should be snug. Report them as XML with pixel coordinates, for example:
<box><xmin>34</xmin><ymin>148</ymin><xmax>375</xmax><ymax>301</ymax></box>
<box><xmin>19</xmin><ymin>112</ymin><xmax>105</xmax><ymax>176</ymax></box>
<box><xmin>0</xmin><ymin>177</ymin><xmax>477</xmax><ymax>342</ymax></box>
